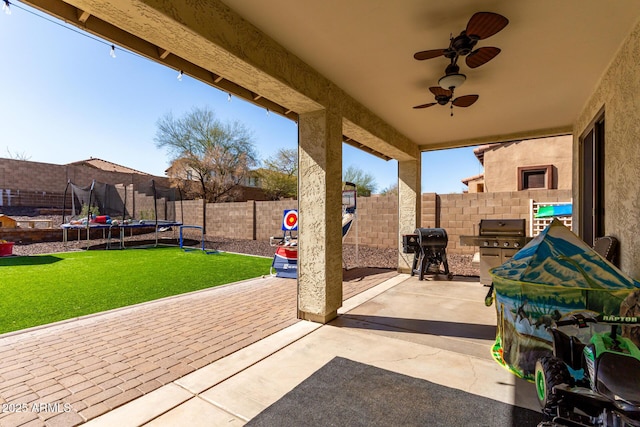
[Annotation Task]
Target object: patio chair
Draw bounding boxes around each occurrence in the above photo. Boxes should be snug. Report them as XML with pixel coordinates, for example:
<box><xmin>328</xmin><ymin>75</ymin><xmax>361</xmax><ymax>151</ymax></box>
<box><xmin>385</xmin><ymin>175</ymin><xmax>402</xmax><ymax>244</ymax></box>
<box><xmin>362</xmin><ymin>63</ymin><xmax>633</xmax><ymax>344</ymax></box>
<box><xmin>593</xmin><ymin>236</ymin><xmax>619</xmax><ymax>267</ymax></box>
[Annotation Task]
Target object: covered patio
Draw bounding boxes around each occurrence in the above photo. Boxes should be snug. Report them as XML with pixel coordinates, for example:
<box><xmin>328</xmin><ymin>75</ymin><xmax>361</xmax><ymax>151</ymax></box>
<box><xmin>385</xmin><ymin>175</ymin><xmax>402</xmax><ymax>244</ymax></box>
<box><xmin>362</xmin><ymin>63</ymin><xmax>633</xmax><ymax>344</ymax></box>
<box><xmin>7</xmin><ymin>0</ymin><xmax>640</xmax><ymax>425</ymax></box>
<box><xmin>20</xmin><ymin>0</ymin><xmax>640</xmax><ymax>321</ymax></box>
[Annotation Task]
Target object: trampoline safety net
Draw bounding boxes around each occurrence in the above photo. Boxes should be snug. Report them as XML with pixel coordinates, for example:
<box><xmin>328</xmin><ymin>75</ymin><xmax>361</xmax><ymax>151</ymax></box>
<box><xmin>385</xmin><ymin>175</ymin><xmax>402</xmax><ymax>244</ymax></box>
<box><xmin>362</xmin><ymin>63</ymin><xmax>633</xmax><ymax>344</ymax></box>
<box><xmin>64</xmin><ymin>179</ymin><xmax>182</xmax><ymax>224</ymax></box>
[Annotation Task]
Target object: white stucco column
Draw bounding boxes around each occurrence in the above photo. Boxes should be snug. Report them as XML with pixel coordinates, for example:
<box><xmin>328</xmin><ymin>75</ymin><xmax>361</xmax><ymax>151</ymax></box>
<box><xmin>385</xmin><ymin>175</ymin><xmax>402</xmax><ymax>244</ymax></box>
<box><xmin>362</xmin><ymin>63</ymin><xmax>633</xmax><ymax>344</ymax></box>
<box><xmin>297</xmin><ymin>109</ymin><xmax>343</xmax><ymax>323</ymax></box>
<box><xmin>397</xmin><ymin>159</ymin><xmax>421</xmax><ymax>273</ymax></box>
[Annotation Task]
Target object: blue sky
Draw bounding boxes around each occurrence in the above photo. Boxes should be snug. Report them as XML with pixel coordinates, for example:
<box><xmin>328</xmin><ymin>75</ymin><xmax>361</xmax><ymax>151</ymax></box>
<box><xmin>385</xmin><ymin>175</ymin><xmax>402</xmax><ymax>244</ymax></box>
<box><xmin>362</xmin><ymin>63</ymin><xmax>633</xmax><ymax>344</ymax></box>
<box><xmin>1</xmin><ymin>1</ymin><xmax>483</xmax><ymax>194</ymax></box>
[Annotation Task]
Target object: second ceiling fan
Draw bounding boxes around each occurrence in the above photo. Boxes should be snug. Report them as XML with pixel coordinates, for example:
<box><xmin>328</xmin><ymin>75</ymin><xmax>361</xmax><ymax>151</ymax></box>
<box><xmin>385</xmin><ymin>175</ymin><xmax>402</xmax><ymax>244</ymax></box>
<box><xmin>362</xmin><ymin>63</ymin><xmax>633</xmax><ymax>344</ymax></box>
<box><xmin>413</xmin><ymin>86</ymin><xmax>478</xmax><ymax>116</ymax></box>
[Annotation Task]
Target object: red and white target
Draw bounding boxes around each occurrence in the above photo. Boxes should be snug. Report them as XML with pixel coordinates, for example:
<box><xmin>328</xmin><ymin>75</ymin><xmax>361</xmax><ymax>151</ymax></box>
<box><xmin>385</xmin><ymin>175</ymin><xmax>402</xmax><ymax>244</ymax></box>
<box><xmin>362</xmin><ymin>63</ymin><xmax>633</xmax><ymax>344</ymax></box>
<box><xmin>282</xmin><ymin>209</ymin><xmax>298</xmax><ymax>231</ymax></box>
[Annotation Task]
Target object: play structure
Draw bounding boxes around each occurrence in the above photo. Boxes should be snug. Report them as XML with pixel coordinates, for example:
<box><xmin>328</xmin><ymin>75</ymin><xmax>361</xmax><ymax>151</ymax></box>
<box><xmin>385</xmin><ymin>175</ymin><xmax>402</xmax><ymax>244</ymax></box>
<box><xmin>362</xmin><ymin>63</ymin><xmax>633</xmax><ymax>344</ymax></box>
<box><xmin>270</xmin><ymin>182</ymin><xmax>358</xmax><ymax>278</ymax></box>
<box><xmin>486</xmin><ymin>219</ymin><xmax>640</xmax><ymax>381</ymax></box>
<box><xmin>61</xmin><ymin>179</ymin><xmax>183</xmax><ymax>249</ymax></box>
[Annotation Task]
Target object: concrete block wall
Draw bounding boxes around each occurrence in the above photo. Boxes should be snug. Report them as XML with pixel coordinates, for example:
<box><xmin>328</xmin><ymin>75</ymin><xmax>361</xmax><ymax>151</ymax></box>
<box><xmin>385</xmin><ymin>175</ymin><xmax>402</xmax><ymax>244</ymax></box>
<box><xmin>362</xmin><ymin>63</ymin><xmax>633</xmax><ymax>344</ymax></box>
<box><xmin>0</xmin><ymin>190</ymin><xmax>67</xmax><ymax>208</ymax></box>
<box><xmin>423</xmin><ymin>189</ymin><xmax>572</xmax><ymax>255</ymax></box>
<box><xmin>256</xmin><ymin>200</ymin><xmax>297</xmax><ymax>240</ymax></box>
<box><xmin>0</xmin><ymin>158</ymin><xmax>169</xmax><ymax>208</ymax></box>
<box><xmin>421</xmin><ymin>193</ymin><xmax>438</xmax><ymax>228</ymax></box>
<box><xmin>205</xmin><ymin>201</ymin><xmax>253</xmax><ymax>240</ymax></box>
<box><xmin>175</xmin><ymin>195</ymin><xmax>399</xmax><ymax>249</ymax></box>
<box><xmin>0</xmin><ymin>159</ymin><xmax>67</xmax><ymax>196</ymax></box>
<box><xmin>156</xmin><ymin>191</ymin><xmax>573</xmax><ymax>254</ymax></box>
<box><xmin>176</xmin><ymin>200</ymin><xmax>201</xmax><ymax>227</ymax></box>
<box><xmin>342</xmin><ymin>194</ymin><xmax>398</xmax><ymax>248</ymax></box>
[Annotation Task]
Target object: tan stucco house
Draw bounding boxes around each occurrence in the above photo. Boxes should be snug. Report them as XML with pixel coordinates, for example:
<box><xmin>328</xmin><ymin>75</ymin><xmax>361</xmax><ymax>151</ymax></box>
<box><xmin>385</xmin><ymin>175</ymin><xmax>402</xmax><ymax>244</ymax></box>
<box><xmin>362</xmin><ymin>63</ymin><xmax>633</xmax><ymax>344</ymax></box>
<box><xmin>164</xmin><ymin>162</ymin><xmax>270</xmax><ymax>202</ymax></box>
<box><xmin>20</xmin><ymin>1</ymin><xmax>640</xmax><ymax>324</ymax></box>
<box><xmin>463</xmin><ymin>135</ymin><xmax>573</xmax><ymax>193</ymax></box>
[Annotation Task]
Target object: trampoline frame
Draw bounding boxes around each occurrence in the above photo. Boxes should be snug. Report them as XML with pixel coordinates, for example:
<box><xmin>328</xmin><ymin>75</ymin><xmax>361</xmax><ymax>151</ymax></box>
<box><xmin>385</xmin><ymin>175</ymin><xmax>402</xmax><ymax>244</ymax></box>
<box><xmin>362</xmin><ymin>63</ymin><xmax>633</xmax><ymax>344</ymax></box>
<box><xmin>62</xmin><ymin>220</ymin><xmax>182</xmax><ymax>249</ymax></box>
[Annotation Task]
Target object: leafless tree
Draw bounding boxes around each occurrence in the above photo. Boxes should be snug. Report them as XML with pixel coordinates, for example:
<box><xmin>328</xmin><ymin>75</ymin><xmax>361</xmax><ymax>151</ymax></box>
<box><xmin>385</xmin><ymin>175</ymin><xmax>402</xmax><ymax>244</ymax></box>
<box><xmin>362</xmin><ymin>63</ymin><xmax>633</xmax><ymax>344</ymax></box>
<box><xmin>155</xmin><ymin>107</ymin><xmax>258</xmax><ymax>232</ymax></box>
<box><xmin>5</xmin><ymin>148</ymin><xmax>31</xmax><ymax>161</ymax></box>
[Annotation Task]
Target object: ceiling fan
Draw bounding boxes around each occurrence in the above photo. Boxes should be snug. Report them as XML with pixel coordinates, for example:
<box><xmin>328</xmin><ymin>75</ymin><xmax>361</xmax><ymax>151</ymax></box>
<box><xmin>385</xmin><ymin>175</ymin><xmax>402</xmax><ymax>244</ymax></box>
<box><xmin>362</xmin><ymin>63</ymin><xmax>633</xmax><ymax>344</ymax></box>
<box><xmin>413</xmin><ymin>86</ymin><xmax>478</xmax><ymax>116</ymax></box>
<box><xmin>413</xmin><ymin>12</ymin><xmax>509</xmax><ymax>69</ymax></box>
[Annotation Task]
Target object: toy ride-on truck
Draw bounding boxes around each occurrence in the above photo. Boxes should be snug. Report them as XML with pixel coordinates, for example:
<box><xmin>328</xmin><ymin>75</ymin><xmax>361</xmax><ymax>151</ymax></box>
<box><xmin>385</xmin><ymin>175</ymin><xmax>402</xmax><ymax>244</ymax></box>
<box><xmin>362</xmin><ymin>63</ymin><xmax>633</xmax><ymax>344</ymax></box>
<box><xmin>535</xmin><ymin>312</ymin><xmax>640</xmax><ymax>427</ymax></box>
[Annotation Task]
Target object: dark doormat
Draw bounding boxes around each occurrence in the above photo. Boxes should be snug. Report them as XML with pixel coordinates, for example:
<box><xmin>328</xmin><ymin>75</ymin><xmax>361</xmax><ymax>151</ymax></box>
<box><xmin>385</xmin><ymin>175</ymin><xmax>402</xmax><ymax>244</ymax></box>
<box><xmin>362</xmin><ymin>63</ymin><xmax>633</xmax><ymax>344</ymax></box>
<box><xmin>246</xmin><ymin>357</ymin><xmax>543</xmax><ymax>427</ymax></box>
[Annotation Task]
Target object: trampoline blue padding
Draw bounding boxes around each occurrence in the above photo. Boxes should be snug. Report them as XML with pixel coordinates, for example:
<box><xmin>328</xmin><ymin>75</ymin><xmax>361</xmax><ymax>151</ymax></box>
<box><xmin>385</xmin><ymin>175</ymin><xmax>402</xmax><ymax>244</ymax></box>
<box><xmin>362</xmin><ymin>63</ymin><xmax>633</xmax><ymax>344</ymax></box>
<box><xmin>62</xmin><ymin>220</ymin><xmax>183</xmax><ymax>249</ymax></box>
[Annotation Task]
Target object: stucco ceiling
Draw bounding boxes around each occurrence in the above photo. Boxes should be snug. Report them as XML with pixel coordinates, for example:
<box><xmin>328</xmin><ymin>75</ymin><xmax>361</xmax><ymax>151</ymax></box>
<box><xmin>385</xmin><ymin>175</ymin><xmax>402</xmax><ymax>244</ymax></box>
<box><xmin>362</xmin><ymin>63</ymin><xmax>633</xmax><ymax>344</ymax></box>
<box><xmin>221</xmin><ymin>0</ymin><xmax>640</xmax><ymax>150</ymax></box>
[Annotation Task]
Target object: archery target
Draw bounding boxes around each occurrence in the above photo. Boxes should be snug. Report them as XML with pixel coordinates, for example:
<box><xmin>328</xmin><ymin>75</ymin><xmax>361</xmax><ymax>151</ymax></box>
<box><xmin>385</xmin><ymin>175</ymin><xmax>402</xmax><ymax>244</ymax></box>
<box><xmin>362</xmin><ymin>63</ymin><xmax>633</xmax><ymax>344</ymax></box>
<box><xmin>282</xmin><ymin>209</ymin><xmax>298</xmax><ymax>230</ymax></box>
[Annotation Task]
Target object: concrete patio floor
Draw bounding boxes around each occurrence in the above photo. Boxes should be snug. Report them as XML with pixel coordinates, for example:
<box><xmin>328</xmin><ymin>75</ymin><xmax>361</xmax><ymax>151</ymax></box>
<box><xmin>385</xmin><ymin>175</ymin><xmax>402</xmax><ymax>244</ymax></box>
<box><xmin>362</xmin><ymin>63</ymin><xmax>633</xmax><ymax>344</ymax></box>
<box><xmin>0</xmin><ymin>268</ymin><xmax>397</xmax><ymax>426</ymax></box>
<box><xmin>87</xmin><ymin>275</ymin><xmax>540</xmax><ymax>426</ymax></box>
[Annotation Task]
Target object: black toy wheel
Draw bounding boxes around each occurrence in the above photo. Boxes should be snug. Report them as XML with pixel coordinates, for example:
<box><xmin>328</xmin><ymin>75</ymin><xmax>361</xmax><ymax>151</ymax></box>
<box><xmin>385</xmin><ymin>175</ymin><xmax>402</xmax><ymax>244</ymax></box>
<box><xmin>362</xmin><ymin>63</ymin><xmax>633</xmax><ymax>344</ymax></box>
<box><xmin>535</xmin><ymin>356</ymin><xmax>570</xmax><ymax>417</ymax></box>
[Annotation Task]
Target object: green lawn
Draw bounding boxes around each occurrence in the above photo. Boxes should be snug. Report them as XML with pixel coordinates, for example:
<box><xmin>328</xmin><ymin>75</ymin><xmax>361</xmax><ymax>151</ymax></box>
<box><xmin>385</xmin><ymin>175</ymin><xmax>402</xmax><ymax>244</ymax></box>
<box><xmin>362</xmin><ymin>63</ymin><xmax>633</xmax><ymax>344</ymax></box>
<box><xmin>0</xmin><ymin>247</ymin><xmax>272</xmax><ymax>334</ymax></box>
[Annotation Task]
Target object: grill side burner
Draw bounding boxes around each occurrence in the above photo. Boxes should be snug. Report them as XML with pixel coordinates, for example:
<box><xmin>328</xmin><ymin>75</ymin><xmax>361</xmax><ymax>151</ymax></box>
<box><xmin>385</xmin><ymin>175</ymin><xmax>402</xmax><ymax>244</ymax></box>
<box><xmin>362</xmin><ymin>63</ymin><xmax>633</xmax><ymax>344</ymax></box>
<box><xmin>459</xmin><ymin>219</ymin><xmax>531</xmax><ymax>285</ymax></box>
<box><xmin>403</xmin><ymin>228</ymin><xmax>453</xmax><ymax>280</ymax></box>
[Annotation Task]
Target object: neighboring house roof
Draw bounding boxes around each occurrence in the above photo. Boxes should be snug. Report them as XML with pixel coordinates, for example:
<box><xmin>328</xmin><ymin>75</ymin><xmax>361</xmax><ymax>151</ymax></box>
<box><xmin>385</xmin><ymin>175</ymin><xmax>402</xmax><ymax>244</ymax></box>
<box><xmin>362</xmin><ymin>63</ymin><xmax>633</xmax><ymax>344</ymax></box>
<box><xmin>461</xmin><ymin>173</ymin><xmax>484</xmax><ymax>186</ymax></box>
<box><xmin>68</xmin><ymin>158</ymin><xmax>151</xmax><ymax>175</ymax></box>
<box><xmin>473</xmin><ymin>143</ymin><xmax>505</xmax><ymax>166</ymax></box>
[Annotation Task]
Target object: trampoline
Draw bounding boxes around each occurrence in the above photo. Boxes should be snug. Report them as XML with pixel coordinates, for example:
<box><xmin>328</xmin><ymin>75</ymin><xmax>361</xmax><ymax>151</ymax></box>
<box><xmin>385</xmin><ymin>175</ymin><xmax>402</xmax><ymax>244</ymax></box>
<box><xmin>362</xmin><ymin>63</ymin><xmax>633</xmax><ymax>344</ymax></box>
<box><xmin>62</xmin><ymin>220</ymin><xmax>183</xmax><ymax>249</ymax></box>
<box><xmin>62</xmin><ymin>178</ymin><xmax>184</xmax><ymax>249</ymax></box>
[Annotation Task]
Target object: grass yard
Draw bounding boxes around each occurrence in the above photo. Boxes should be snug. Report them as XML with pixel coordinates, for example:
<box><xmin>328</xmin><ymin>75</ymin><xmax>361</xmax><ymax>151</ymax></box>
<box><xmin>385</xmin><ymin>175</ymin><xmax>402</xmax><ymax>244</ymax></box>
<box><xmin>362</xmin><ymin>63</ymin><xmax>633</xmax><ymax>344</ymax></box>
<box><xmin>0</xmin><ymin>247</ymin><xmax>272</xmax><ymax>334</ymax></box>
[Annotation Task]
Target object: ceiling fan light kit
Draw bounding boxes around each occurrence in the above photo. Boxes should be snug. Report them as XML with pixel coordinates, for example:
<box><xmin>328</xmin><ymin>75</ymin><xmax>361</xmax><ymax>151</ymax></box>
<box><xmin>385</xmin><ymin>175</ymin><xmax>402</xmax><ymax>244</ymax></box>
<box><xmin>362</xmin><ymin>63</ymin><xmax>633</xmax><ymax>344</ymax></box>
<box><xmin>438</xmin><ymin>72</ymin><xmax>466</xmax><ymax>90</ymax></box>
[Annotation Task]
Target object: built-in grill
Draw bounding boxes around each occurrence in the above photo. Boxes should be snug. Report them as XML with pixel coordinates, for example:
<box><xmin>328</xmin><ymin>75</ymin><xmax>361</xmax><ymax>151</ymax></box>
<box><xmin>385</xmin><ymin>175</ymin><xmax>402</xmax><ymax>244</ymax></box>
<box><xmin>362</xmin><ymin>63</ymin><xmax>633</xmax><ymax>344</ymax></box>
<box><xmin>460</xmin><ymin>219</ymin><xmax>531</xmax><ymax>285</ymax></box>
<box><xmin>403</xmin><ymin>228</ymin><xmax>453</xmax><ymax>280</ymax></box>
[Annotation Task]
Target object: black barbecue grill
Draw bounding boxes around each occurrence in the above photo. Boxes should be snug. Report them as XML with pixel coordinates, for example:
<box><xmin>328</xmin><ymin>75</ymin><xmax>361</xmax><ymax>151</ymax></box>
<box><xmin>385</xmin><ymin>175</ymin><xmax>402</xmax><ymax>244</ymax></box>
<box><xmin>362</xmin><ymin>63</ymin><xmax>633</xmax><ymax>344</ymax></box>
<box><xmin>403</xmin><ymin>228</ymin><xmax>453</xmax><ymax>280</ymax></box>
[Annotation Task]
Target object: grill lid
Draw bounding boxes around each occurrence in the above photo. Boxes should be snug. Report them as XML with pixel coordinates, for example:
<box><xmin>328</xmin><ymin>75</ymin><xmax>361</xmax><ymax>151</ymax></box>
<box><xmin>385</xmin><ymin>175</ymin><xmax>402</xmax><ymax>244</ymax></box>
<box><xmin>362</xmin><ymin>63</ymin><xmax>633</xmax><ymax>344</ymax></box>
<box><xmin>479</xmin><ymin>219</ymin><xmax>525</xmax><ymax>236</ymax></box>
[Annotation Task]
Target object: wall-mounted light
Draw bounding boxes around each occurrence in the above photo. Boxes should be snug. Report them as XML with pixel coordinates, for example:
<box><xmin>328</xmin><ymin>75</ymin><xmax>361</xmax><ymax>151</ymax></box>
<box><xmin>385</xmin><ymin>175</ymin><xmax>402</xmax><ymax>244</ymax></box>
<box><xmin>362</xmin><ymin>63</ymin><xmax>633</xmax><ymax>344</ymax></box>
<box><xmin>109</xmin><ymin>44</ymin><xmax>116</xmax><ymax>58</ymax></box>
<box><xmin>177</xmin><ymin>70</ymin><xmax>183</xmax><ymax>81</ymax></box>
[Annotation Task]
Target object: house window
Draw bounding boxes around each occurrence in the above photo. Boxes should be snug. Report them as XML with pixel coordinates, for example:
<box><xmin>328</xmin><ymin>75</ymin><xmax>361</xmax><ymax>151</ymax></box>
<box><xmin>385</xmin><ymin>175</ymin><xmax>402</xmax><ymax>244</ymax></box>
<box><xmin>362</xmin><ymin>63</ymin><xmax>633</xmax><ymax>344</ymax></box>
<box><xmin>518</xmin><ymin>165</ymin><xmax>553</xmax><ymax>190</ymax></box>
<box><xmin>186</xmin><ymin>170</ymin><xmax>193</xmax><ymax>180</ymax></box>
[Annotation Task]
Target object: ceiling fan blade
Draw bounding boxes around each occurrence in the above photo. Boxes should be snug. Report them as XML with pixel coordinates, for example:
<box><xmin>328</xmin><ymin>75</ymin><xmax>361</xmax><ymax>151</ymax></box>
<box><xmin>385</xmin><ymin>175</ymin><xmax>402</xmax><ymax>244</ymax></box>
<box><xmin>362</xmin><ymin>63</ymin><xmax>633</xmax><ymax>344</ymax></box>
<box><xmin>452</xmin><ymin>94</ymin><xmax>479</xmax><ymax>107</ymax></box>
<box><xmin>466</xmin><ymin>12</ymin><xmax>509</xmax><ymax>40</ymax></box>
<box><xmin>429</xmin><ymin>86</ymin><xmax>452</xmax><ymax>97</ymax></box>
<box><xmin>413</xmin><ymin>49</ymin><xmax>447</xmax><ymax>60</ymax></box>
<box><xmin>413</xmin><ymin>102</ymin><xmax>437</xmax><ymax>109</ymax></box>
<box><xmin>466</xmin><ymin>46</ymin><xmax>501</xmax><ymax>68</ymax></box>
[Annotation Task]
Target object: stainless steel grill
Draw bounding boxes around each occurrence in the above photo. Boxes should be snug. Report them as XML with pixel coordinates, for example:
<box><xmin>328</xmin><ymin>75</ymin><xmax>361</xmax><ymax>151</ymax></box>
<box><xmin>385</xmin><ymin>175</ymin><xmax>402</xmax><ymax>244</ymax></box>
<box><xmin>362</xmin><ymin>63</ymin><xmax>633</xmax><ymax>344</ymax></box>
<box><xmin>403</xmin><ymin>228</ymin><xmax>453</xmax><ymax>280</ymax></box>
<box><xmin>460</xmin><ymin>219</ymin><xmax>531</xmax><ymax>285</ymax></box>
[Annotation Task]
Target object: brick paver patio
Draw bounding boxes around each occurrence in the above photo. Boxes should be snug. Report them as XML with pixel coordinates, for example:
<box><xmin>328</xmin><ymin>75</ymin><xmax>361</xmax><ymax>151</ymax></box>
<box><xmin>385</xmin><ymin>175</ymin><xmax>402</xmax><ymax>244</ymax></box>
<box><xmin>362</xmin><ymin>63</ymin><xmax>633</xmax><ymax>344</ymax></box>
<box><xmin>0</xmin><ymin>268</ymin><xmax>397</xmax><ymax>426</ymax></box>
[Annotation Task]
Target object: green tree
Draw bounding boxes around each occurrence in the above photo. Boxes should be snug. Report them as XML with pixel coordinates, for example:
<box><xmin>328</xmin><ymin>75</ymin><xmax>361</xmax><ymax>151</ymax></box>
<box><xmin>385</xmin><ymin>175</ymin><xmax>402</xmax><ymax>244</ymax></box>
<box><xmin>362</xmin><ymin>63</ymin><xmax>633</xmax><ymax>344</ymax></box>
<box><xmin>155</xmin><ymin>107</ymin><xmax>258</xmax><ymax>232</ymax></box>
<box><xmin>260</xmin><ymin>148</ymin><xmax>298</xmax><ymax>200</ymax></box>
<box><xmin>343</xmin><ymin>165</ymin><xmax>377</xmax><ymax>197</ymax></box>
